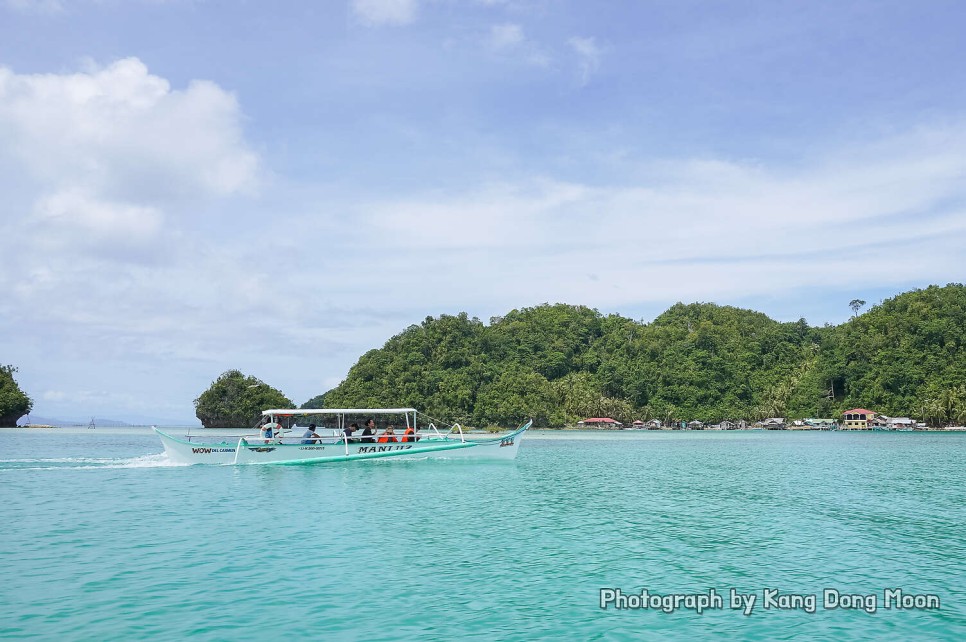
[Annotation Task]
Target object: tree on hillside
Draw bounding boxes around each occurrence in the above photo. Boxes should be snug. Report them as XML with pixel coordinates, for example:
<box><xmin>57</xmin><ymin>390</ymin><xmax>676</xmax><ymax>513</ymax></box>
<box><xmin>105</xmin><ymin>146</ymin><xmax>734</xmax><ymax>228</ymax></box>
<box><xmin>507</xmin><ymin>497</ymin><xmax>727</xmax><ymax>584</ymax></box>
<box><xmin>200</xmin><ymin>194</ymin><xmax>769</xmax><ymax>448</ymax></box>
<box><xmin>302</xmin><ymin>393</ymin><xmax>327</xmax><ymax>409</ymax></box>
<box><xmin>194</xmin><ymin>370</ymin><xmax>293</xmax><ymax>428</ymax></box>
<box><xmin>920</xmin><ymin>385</ymin><xmax>966</xmax><ymax>427</ymax></box>
<box><xmin>0</xmin><ymin>365</ymin><xmax>33</xmax><ymax>427</ymax></box>
<box><xmin>474</xmin><ymin>366</ymin><xmax>561</xmax><ymax>427</ymax></box>
<box><xmin>822</xmin><ymin>285</ymin><xmax>966</xmax><ymax>416</ymax></box>
<box><xmin>631</xmin><ymin>303</ymin><xmax>817</xmax><ymax>422</ymax></box>
<box><xmin>849</xmin><ymin>299</ymin><xmax>866</xmax><ymax>318</ymax></box>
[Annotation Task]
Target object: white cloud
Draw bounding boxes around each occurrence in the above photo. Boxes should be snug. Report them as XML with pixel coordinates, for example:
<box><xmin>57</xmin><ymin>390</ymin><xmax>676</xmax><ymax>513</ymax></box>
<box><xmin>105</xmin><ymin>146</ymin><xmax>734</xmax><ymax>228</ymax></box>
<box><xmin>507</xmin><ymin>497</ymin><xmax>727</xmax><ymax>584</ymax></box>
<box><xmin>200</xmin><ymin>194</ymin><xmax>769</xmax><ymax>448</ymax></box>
<box><xmin>488</xmin><ymin>23</ymin><xmax>524</xmax><ymax>50</ymax></box>
<box><xmin>0</xmin><ymin>57</ymin><xmax>259</xmax><ymax>257</ymax></box>
<box><xmin>568</xmin><ymin>36</ymin><xmax>601</xmax><ymax>85</ymax></box>
<box><xmin>31</xmin><ymin>189</ymin><xmax>164</xmax><ymax>254</ymax></box>
<box><xmin>0</xmin><ymin>58</ymin><xmax>274</xmax><ymax>418</ymax></box>
<box><xmin>484</xmin><ymin>22</ymin><xmax>551</xmax><ymax>66</ymax></box>
<box><xmin>350</xmin><ymin>123</ymin><xmax>966</xmax><ymax>311</ymax></box>
<box><xmin>351</xmin><ymin>0</ymin><xmax>417</xmax><ymax>26</ymax></box>
<box><xmin>0</xmin><ymin>58</ymin><xmax>257</xmax><ymax>198</ymax></box>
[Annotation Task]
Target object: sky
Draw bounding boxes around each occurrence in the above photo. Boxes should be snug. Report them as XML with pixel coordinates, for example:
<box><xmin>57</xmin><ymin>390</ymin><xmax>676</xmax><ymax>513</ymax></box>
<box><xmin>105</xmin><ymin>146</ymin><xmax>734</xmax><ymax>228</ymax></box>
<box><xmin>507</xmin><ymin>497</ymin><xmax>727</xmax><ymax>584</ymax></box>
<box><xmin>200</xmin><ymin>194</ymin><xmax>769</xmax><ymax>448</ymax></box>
<box><xmin>1</xmin><ymin>0</ymin><xmax>965</xmax><ymax>424</ymax></box>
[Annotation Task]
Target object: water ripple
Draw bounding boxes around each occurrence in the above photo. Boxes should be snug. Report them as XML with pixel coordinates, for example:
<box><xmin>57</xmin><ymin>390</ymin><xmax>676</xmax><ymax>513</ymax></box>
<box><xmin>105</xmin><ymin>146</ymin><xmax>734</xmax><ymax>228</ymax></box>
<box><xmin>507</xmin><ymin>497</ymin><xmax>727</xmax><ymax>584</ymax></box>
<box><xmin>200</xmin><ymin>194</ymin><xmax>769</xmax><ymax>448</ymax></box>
<box><xmin>0</xmin><ymin>430</ymin><xmax>964</xmax><ymax>639</ymax></box>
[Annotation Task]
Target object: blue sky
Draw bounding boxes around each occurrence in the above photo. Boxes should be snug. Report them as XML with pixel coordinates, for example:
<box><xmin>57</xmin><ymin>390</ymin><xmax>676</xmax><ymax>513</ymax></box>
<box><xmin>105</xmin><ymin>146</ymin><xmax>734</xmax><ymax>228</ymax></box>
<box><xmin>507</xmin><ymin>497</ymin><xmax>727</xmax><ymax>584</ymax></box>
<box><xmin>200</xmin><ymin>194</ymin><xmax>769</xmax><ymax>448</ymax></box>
<box><xmin>1</xmin><ymin>0</ymin><xmax>964</xmax><ymax>424</ymax></box>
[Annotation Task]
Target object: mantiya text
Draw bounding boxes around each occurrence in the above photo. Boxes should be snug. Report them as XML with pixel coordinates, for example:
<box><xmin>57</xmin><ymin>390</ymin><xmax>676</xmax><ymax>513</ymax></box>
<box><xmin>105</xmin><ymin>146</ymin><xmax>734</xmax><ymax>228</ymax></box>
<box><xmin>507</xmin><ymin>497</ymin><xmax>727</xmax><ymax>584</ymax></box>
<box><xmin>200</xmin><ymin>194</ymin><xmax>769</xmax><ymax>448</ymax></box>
<box><xmin>598</xmin><ymin>588</ymin><xmax>940</xmax><ymax>615</ymax></box>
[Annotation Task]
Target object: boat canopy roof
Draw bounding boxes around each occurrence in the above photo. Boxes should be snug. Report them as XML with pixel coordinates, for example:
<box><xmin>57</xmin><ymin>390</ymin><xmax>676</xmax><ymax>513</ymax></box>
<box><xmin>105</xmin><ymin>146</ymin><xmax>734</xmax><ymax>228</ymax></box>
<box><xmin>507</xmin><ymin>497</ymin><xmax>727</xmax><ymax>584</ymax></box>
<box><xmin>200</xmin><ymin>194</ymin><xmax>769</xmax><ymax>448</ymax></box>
<box><xmin>262</xmin><ymin>408</ymin><xmax>417</xmax><ymax>417</ymax></box>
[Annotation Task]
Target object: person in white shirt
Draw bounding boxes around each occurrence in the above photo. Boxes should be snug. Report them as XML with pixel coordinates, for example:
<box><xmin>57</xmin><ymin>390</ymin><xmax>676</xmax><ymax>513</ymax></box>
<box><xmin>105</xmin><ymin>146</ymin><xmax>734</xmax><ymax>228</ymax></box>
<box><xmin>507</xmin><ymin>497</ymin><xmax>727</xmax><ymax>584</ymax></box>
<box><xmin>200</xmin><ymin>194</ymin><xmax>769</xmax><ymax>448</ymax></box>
<box><xmin>261</xmin><ymin>417</ymin><xmax>281</xmax><ymax>442</ymax></box>
<box><xmin>301</xmin><ymin>423</ymin><xmax>322</xmax><ymax>444</ymax></box>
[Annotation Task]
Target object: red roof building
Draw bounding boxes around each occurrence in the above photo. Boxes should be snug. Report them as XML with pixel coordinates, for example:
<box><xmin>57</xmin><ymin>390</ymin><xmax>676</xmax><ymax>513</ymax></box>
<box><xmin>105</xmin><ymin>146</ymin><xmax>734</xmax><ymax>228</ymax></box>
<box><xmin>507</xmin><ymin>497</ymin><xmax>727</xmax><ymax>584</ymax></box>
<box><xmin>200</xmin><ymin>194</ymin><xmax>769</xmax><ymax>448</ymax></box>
<box><xmin>842</xmin><ymin>408</ymin><xmax>876</xmax><ymax>430</ymax></box>
<box><xmin>578</xmin><ymin>417</ymin><xmax>623</xmax><ymax>429</ymax></box>
<box><xmin>843</xmin><ymin>408</ymin><xmax>875</xmax><ymax>416</ymax></box>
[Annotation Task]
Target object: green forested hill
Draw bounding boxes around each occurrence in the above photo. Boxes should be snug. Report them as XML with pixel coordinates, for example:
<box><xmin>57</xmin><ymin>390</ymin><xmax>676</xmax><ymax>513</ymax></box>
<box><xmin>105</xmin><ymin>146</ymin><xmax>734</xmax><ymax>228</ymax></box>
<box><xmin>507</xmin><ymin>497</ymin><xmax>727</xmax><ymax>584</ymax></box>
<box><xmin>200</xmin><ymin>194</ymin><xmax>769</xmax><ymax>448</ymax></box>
<box><xmin>814</xmin><ymin>284</ymin><xmax>966</xmax><ymax>424</ymax></box>
<box><xmin>319</xmin><ymin>284</ymin><xmax>966</xmax><ymax>427</ymax></box>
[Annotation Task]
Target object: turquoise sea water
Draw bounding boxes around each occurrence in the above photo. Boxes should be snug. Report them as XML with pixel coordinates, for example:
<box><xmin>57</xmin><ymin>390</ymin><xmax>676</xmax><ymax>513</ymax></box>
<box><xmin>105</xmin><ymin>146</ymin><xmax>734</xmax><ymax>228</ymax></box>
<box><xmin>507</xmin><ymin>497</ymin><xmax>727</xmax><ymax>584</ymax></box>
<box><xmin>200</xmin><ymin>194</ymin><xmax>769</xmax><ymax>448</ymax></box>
<box><xmin>2</xmin><ymin>429</ymin><xmax>964</xmax><ymax>640</ymax></box>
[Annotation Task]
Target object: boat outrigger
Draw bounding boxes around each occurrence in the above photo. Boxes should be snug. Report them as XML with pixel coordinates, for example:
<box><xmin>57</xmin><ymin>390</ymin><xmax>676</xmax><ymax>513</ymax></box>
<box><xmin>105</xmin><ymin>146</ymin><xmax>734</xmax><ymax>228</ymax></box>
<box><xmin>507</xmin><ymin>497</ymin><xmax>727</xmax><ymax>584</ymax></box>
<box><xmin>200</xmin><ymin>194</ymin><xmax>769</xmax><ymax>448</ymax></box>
<box><xmin>154</xmin><ymin>408</ymin><xmax>531</xmax><ymax>465</ymax></box>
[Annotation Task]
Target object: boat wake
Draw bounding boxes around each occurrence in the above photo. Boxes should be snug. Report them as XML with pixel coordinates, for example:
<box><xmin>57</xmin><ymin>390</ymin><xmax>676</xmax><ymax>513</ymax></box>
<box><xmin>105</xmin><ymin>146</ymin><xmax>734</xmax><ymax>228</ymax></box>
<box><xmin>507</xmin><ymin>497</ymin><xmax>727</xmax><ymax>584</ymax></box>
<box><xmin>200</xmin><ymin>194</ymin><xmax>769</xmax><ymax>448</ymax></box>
<box><xmin>0</xmin><ymin>452</ymin><xmax>189</xmax><ymax>471</ymax></box>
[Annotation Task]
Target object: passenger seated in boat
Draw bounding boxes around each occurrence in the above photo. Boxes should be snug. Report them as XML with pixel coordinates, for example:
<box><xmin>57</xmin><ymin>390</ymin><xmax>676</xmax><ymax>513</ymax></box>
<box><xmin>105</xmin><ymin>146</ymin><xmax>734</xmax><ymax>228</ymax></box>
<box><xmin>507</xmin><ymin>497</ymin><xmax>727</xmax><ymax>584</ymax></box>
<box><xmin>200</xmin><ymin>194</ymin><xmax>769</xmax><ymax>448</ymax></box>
<box><xmin>360</xmin><ymin>419</ymin><xmax>376</xmax><ymax>443</ymax></box>
<box><xmin>377</xmin><ymin>425</ymin><xmax>398</xmax><ymax>443</ymax></box>
<box><xmin>345</xmin><ymin>423</ymin><xmax>359</xmax><ymax>442</ymax></box>
<box><xmin>402</xmin><ymin>426</ymin><xmax>416</xmax><ymax>442</ymax></box>
<box><xmin>301</xmin><ymin>423</ymin><xmax>322</xmax><ymax>444</ymax></box>
<box><xmin>260</xmin><ymin>418</ymin><xmax>279</xmax><ymax>442</ymax></box>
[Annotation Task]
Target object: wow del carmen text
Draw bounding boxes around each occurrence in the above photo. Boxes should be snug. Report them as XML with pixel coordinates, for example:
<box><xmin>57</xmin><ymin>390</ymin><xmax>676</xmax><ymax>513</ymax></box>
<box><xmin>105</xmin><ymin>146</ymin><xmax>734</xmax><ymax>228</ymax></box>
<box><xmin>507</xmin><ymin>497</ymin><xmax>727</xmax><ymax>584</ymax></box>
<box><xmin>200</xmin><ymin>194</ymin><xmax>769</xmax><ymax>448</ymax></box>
<box><xmin>599</xmin><ymin>588</ymin><xmax>940</xmax><ymax>615</ymax></box>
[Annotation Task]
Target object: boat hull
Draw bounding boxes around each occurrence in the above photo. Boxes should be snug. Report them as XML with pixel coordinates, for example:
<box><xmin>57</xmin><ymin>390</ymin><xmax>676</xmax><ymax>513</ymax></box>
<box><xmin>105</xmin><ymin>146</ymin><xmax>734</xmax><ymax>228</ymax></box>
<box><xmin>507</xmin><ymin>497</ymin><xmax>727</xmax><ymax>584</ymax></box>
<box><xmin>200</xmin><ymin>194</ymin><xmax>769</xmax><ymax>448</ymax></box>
<box><xmin>154</xmin><ymin>422</ymin><xmax>529</xmax><ymax>465</ymax></box>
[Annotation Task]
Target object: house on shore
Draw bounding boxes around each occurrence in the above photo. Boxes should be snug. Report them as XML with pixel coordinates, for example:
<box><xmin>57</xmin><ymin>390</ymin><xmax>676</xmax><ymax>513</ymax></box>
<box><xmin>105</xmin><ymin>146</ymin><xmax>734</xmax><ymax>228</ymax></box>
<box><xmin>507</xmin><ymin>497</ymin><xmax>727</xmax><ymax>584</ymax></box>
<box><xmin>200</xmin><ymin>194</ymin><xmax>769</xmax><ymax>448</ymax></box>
<box><xmin>644</xmin><ymin>419</ymin><xmax>663</xmax><ymax>430</ymax></box>
<box><xmin>842</xmin><ymin>409</ymin><xmax>876</xmax><ymax>430</ymax></box>
<box><xmin>870</xmin><ymin>414</ymin><xmax>890</xmax><ymax>429</ymax></box>
<box><xmin>706</xmin><ymin>420</ymin><xmax>740</xmax><ymax>430</ymax></box>
<box><xmin>886</xmin><ymin>417</ymin><xmax>915</xmax><ymax>430</ymax></box>
<box><xmin>804</xmin><ymin>418</ymin><xmax>838</xmax><ymax>430</ymax></box>
<box><xmin>754</xmin><ymin>417</ymin><xmax>786</xmax><ymax>430</ymax></box>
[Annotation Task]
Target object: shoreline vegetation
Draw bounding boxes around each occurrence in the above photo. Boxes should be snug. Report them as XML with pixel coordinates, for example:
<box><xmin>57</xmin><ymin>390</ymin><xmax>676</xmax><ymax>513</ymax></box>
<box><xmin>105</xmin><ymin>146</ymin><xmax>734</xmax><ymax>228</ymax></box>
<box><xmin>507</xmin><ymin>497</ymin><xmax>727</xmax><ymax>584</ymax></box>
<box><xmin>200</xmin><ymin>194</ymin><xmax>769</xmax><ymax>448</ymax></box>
<box><xmin>5</xmin><ymin>284</ymin><xmax>966</xmax><ymax>430</ymax></box>
<box><xmin>314</xmin><ymin>284</ymin><xmax>966</xmax><ymax>431</ymax></box>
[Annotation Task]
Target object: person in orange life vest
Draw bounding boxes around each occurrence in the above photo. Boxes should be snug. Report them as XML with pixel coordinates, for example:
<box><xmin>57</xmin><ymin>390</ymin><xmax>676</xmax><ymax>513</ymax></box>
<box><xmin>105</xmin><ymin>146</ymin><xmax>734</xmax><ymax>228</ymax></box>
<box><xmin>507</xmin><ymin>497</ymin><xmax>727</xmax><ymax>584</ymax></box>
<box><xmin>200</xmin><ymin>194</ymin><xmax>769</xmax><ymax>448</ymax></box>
<box><xmin>402</xmin><ymin>426</ymin><xmax>416</xmax><ymax>442</ymax></box>
<box><xmin>377</xmin><ymin>424</ymin><xmax>398</xmax><ymax>443</ymax></box>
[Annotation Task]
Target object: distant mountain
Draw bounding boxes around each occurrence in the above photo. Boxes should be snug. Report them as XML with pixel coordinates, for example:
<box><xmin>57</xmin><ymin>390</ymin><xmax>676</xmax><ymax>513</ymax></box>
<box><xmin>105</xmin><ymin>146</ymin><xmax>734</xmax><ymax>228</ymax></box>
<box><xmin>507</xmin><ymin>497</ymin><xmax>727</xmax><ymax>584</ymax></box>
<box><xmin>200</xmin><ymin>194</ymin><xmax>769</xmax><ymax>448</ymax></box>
<box><xmin>18</xmin><ymin>416</ymin><xmax>132</xmax><ymax>427</ymax></box>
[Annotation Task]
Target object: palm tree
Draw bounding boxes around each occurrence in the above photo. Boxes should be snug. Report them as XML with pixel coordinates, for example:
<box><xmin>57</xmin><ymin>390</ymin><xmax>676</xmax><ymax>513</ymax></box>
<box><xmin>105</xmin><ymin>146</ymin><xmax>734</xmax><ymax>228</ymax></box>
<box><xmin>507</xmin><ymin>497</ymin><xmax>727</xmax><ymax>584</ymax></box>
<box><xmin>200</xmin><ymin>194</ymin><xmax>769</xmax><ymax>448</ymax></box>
<box><xmin>923</xmin><ymin>386</ymin><xmax>966</xmax><ymax>427</ymax></box>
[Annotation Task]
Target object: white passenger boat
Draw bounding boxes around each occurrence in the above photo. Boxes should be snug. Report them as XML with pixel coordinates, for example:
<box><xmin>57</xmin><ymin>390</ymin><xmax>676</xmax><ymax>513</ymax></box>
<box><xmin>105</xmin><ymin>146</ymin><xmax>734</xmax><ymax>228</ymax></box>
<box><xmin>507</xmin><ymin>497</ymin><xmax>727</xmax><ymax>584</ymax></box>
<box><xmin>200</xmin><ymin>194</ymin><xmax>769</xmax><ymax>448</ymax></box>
<box><xmin>154</xmin><ymin>408</ymin><xmax>531</xmax><ymax>465</ymax></box>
